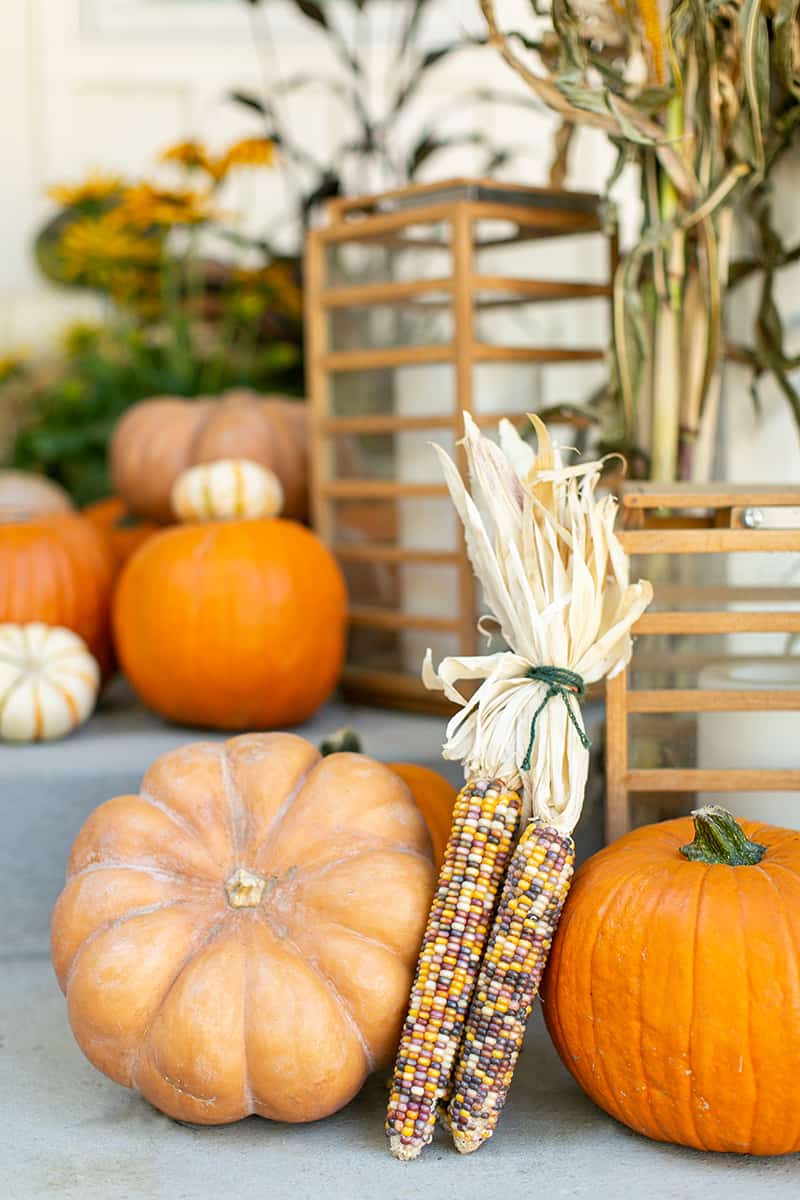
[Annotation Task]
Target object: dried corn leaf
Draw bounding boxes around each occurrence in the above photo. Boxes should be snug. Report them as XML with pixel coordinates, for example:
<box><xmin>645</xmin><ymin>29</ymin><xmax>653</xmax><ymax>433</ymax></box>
<box><xmin>423</xmin><ymin>414</ymin><xmax>652</xmax><ymax>834</ymax></box>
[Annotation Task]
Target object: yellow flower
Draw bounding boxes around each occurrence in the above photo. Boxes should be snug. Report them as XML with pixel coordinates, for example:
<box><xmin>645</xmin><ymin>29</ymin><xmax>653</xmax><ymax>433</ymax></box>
<box><xmin>48</xmin><ymin>170</ymin><xmax>125</xmax><ymax>208</ymax></box>
<box><xmin>0</xmin><ymin>352</ymin><xmax>27</xmax><ymax>385</ymax></box>
<box><xmin>59</xmin><ymin>214</ymin><xmax>161</xmax><ymax>283</ymax></box>
<box><xmin>116</xmin><ymin>182</ymin><xmax>217</xmax><ymax>228</ymax></box>
<box><xmin>219</xmin><ymin>137</ymin><xmax>276</xmax><ymax>176</ymax></box>
<box><xmin>160</xmin><ymin>140</ymin><xmax>215</xmax><ymax>174</ymax></box>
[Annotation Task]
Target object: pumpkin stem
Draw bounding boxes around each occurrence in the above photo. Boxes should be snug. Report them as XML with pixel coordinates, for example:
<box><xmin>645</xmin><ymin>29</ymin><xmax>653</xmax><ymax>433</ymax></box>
<box><xmin>679</xmin><ymin>806</ymin><xmax>766</xmax><ymax>866</ymax></box>
<box><xmin>319</xmin><ymin>727</ymin><xmax>363</xmax><ymax>757</ymax></box>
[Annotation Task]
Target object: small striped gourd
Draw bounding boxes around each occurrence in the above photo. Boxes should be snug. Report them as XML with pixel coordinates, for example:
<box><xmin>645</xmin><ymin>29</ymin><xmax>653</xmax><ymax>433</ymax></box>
<box><xmin>171</xmin><ymin>458</ymin><xmax>284</xmax><ymax>522</ymax></box>
<box><xmin>0</xmin><ymin>623</ymin><xmax>100</xmax><ymax>742</ymax></box>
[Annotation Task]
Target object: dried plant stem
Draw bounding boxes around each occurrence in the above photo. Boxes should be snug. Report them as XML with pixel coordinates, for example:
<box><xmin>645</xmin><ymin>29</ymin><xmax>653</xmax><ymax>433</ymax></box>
<box><xmin>479</xmin><ymin>0</ymin><xmax>699</xmax><ymax>200</ymax></box>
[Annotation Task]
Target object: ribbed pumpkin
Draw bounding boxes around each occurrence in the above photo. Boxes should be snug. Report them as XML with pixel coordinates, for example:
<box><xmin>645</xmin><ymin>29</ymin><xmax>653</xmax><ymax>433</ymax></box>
<box><xmin>83</xmin><ymin>497</ymin><xmax>158</xmax><ymax>573</ymax></box>
<box><xmin>110</xmin><ymin>391</ymin><xmax>308</xmax><ymax>524</ymax></box>
<box><xmin>51</xmin><ymin>732</ymin><xmax>436</xmax><ymax>1124</ymax></box>
<box><xmin>113</xmin><ymin>519</ymin><xmax>346</xmax><ymax>729</ymax></box>
<box><xmin>0</xmin><ymin>512</ymin><xmax>114</xmax><ymax>676</ymax></box>
<box><xmin>320</xmin><ymin>730</ymin><xmax>457</xmax><ymax>870</ymax></box>
<box><xmin>543</xmin><ymin>807</ymin><xmax>800</xmax><ymax>1156</ymax></box>
<box><xmin>0</xmin><ymin>623</ymin><xmax>100</xmax><ymax>742</ymax></box>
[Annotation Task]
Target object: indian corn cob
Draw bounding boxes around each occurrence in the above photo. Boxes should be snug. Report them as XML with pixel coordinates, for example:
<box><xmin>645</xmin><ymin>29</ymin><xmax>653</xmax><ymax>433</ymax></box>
<box><xmin>386</xmin><ymin>413</ymin><xmax>652</xmax><ymax>1159</ymax></box>
<box><xmin>446</xmin><ymin>820</ymin><xmax>575</xmax><ymax>1153</ymax></box>
<box><xmin>385</xmin><ymin>779</ymin><xmax>522</xmax><ymax>1160</ymax></box>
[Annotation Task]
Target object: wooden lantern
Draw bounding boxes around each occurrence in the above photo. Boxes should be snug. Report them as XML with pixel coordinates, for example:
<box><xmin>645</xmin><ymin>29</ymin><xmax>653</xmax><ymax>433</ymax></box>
<box><xmin>305</xmin><ymin>178</ymin><xmax>617</xmax><ymax>712</ymax></box>
<box><xmin>607</xmin><ymin>483</ymin><xmax>800</xmax><ymax>841</ymax></box>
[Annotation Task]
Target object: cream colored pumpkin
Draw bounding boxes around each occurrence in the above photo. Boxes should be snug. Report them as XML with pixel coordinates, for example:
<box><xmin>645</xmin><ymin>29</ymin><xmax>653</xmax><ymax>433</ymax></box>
<box><xmin>171</xmin><ymin>458</ymin><xmax>284</xmax><ymax>522</ymax></box>
<box><xmin>0</xmin><ymin>623</ymin><xmax>100</xmax><ymax>741</ymax></box>
<box><xmin>51</xmin><ymin>733</ymin><xmax>436</xmax><ymax>1124</ymax></box>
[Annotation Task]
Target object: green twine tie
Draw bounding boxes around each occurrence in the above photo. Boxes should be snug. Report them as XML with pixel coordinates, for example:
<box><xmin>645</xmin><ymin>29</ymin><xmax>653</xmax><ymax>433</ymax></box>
<box><xmin>520</xmin><ymin>666</ymin><xmax>591</xmax><ymax>772</ymax></box>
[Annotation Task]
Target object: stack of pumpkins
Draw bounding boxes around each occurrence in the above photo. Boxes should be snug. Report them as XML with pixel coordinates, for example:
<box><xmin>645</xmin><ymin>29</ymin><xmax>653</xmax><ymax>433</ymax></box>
<box><xmin>3</xmin><ymin>389</ymin><xmax>464</xmax><ymax>1132</ymax></box>
<box><xmin>0</xmin><ymin>390</ymin><xmax>346</xmax><ymax>739</ymax></box>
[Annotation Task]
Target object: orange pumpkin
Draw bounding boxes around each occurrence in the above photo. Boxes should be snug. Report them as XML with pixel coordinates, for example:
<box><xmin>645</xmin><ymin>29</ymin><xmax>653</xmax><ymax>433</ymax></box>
<box><xmin>113</xmin><ymin>518</ymin><xmax>346</xmax><ymax>729</ymax></box>
<box><xmin>320</xmin><ymin>730</ymin><xmax>457</xmax><ymax>870</ymax></box>
<box><xmin>0</xmin><ymin>512</ymin><xmax>114</xmax><ymax>676</ymax></box>
<box><xmin>543</xmin><ymin>806</ymin><xmax>800</xmax><ymax>1155</ymax></box>
<box><xmin>51</xmin><ymin>732</ymin><xmax>436</xmax><ymax>1124</ymax></box>
<box><xmin>83</xmin><ymin>497</ymin><xmax>158</xmax><ymax>573</ymax></box>
<box><xmin>110</xmin><ymin>390</ymin><xmax>308</xmax><ymax>524</ymax></box>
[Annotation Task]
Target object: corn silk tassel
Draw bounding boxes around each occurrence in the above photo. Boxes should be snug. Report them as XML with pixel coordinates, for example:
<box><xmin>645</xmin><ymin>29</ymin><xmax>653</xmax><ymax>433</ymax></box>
<box><xmin>386</xmin><ymin>413</ymin><xmax>652</xmax><ymax>1160</ymax></box>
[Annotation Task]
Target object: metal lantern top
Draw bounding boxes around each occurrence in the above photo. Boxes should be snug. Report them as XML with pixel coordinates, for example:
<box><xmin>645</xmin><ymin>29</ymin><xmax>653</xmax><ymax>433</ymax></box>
<box><xmin>304</xmin><ymin>178</ymin><xmax>617</xmax><ymax>712</ymax></box>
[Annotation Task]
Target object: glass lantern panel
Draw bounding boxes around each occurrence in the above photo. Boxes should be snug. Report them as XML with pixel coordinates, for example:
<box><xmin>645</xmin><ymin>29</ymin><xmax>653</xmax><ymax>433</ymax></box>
<box><xmin>341</xmin><ymin>560</ymin><xmax>459</xmax><ymax>617</ymax></box>
<box><xmin>474</xmin><ymin>293</ymin><xmax>609</xmax><ymax>351</ymax></box>
<box><xmin>629</xmin><ymin>631</ymin><xmax>800</xmax><ymax>690</ymax></box>
<box><xmin>471</xmin><ymin>361</ymin><xmax>607</xmax><ymax>422</ymax></box>
<box><xmin>472</xmin><ymin>225</ymin><xmax>610</xmax><ymax>284</ymax></box>
<box><xmin>330</xmin><ymin>364</ymin><xmax>454</xmax><ymax>417</ymax></box>
<box><xmin>330</xmin><ymin>429</ymin><xmax>456</xmax><ymax>484</ymax></box>
<box><xmin>324</xmin><ymin>220</ymin><xmax>452</xmax><ymax>288</ymax></box>
<box><xmin>329</xmin><ymin>298</ymin><xmax>454</xmax><ymax>351</ymax></box>
<box><xmin>630</xmin><ymin>550</ymin><xmax>800</xmax><ymax>614</ymax></box>
<box><xmin>346</xmin><ymin>627</ymin><xmax>460</xmax><ymax>675</ymax></box>
<box><xmin>331</xmin><ymin>496</ymin><xmax>458</xmax><ymax>551</ymax></box>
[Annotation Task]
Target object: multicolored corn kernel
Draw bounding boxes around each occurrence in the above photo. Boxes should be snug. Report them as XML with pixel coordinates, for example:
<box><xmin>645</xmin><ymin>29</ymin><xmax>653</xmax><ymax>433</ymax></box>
<box><xmin>446</xmin><ymin>819</ymin><xmax>575</xmax><ymax>1154</ymax></box>
<box><xmin>385</xmin><ymin>779</ymin><xmax>522</xmax><ymax>1160</ymax></box>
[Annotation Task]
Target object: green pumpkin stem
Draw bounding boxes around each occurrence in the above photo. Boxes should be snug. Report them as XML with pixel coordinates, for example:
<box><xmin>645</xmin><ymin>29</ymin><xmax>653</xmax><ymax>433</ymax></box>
<box><xmin>680</xmin><ymin>805</ymin><xmax>766</xmax><ymax>866</ymax></box>
<box><xmin>319</xmin><ymin>727</ymin><xmax>363</xmax><ymax>757</ymax></box>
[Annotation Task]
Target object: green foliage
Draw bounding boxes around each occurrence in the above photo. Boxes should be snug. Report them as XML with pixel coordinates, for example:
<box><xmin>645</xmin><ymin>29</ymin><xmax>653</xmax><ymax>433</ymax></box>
<box><xmin>6</xmin><ymin>322</ymin><xmax>300</xmax><ymax>506</ymax></box>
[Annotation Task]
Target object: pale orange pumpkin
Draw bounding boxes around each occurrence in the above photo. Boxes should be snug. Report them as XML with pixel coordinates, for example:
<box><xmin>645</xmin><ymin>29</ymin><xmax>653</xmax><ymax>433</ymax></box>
<box><xmin>51</xmin><ymin>732</ymin><xmax>436</xmax><ymax>1124</ymax></box>
<box><xmin>113</xmin><ymin>517</ymin><xmax>346</xmax><ymax>728</ymax></box>
<box><xmin>0</xmin><ymin>469</ymin><xmax>74</xmax><ymax>517</ymax></box>
<box><xmin>0</xmin><ymin>512</ymin><xmax>115</xmax><ymax>676</ymax></box>
<box><xmin>110</xmin><ymin>390</ymin><xmax>308</xmax><ymax>524</ymax></box>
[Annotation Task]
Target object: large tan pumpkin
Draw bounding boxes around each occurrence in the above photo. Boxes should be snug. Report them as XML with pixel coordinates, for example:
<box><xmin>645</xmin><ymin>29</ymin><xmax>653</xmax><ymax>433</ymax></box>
<box><xmin>110</xmin><ymin>390</ymin><xmax>308</xmax><ymax>524</ymax></box>
<box><xmin>51</xmin><ymin>733</ymin><xmax>436</xmax><ymax>1125</ymax></box>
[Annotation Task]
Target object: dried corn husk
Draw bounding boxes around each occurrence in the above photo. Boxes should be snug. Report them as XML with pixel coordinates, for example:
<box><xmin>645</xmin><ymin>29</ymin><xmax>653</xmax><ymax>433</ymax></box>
<box><xmin>423</xmin><ymin>413</ymin><xmax>652</xmax><ymax>834</ymax></box>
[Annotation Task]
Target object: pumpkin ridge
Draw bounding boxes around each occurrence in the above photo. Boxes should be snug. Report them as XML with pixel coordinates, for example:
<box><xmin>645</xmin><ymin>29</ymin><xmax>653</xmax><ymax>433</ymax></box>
<box><xmin>734</xmin><ymin>870</ymin><xmax>759</xmax><ymax>1151</ymax></box>
<box><xmin>220</xmin><ymin>747</ymin><xmax>248</xmax><ymax>864</ymax></box>
<box><xmin>65</xmin><ymin>861</ymin><xmax>219</xmax><ymax>889</ymax></box>
<box><xmin>633</xmin><ymin>861</ymin><xmax>684</xmax><ymax>1146</ymax></box>
<box><xmin>64</xmin><ymin>897</ymin><xmax>202</xmax><ymax>992</ymax></box>
<box><xmin>686</xmin><ymin>862</ymin><xmax>711</xmax><ymax>1151</ymax></box>
<box><xmin>132</xmin><ymin>910</ymin><xmax>231</xmax><ymax>1099</ymax></box>
<box><xmin>139</xmin><ymin>789</ymin><xmax>224</xmax><ymax>874</ymax></box>
<box><xmin>584</xmin><ymin>870</ymin><xmax>639</xmax><ymax>1128</ymax></box>
<box><xmin>51</xmin><ymin>675</ymin><xmax>80</xmax><ymax>725</ymax></box>
<box><xmin>310</xmin><ymin>916</ymin><xmax>410</xmax><ymax>967</ymax></box>
<box><xmin>248</xmin><ymin>756</ymin><xmax>320</xmax><ymax>866</ymax></box>
<box><xmin>260</xmin><ymin>909</ymin><xmax>375</xmax><ymax>1074</ymax></box>
<box><xmin>241</xmin><ymin>920</ymin><xmax>254</xmax><ymax>1116</ymax></box>
<box><xmin>298</xmin><ymin>843</ymin><xmax>434</xmax><ymax>882</ymax></box>
<box><xmin>755</xmin><ymin>864</ymin><xmax>800</xmax><ymax>1151</ymax></box>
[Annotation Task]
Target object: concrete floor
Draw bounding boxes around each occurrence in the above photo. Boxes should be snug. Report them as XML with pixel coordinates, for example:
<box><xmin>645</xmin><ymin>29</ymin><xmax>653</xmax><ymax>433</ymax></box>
<box><xmin>2</xmin><ymin>689</ymin><xmax>797</xmax><ymax>1198</ymax></box>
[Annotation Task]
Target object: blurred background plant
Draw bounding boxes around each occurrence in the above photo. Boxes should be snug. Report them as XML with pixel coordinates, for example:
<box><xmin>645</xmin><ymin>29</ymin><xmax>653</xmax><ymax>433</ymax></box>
<box><xmin>4</xmin><ymin>133</ymin><xmax>304</xmax><ymax>502</ymax></box>
<box><xmin>234</xmin><ymin>0</ymin><xmax>536</xmax><ymax>246</ymax></box>
<box><xmin>3</xmin><ymin>0</ymin><xmax>533</xmax><ymax>504</ymax></box>
<box><xmin>481</xmin><ymin>0</ymin><xmax>800</xmax><ymax>482</ymax></box>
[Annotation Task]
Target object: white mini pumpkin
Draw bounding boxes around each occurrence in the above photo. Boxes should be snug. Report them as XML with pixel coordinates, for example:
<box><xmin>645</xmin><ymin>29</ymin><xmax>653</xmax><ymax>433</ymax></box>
<box><xmin>0</xmin><ymin>623</ymin><xmax>100</xmax><ymax>742</ymax></box>
<box><xmin>171</xmin><ymin>458</ymin><xmax>284</xmax><ymax>522</ymax></box>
